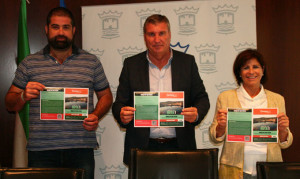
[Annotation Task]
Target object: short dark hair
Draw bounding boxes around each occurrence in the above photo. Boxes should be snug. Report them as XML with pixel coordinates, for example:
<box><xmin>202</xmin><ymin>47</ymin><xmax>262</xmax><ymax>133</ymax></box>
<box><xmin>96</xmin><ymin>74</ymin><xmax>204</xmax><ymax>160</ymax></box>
<box><xmin>143</xmin><ymin>14</ymin><xmax>170</xmax><ymax>34</ymax></box>
<box><xmin>233</xmin><ymin>49</ymin><xmax>268</xmax><ymax>86</ymax></box>
<box><xmin>46</xmin><ymin>7</ymin><xmax>75</xmax><ymax>27</ymax></box>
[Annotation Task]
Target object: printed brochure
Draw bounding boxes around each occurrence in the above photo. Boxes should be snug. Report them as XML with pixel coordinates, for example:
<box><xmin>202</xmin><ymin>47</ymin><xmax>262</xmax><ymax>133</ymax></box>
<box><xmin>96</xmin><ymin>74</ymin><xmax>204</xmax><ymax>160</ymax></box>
<box><xmin>40</xmin><ymin>87</ymin><xmax>89</xmax><ymax>121</ymax></box>
<box><xmin>227</xmin><ymin>108</ymin><xmax>278</xmax><ymax>143</ymax></box>
<box><xmin>134</xmin><ymin>91</ymin><xmax>184</xmax><ymax>127</ymax></box>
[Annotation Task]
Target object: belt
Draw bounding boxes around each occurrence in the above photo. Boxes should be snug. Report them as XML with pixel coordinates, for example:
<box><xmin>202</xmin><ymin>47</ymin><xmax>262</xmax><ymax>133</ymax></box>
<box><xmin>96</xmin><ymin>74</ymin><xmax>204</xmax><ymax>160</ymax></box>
<box><xmin>149</xmin><ymin>137</ymin><xmax>177</xmax><ymax>144</ymax></box>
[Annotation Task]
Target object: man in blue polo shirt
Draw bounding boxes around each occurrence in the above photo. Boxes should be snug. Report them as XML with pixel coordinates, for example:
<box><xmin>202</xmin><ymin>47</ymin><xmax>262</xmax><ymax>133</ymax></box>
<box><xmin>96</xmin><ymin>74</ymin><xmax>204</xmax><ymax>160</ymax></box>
<box><xmin>5</xmin><ymin>7</ymin><xmax>113</xmax><ymax>179</ymax></box>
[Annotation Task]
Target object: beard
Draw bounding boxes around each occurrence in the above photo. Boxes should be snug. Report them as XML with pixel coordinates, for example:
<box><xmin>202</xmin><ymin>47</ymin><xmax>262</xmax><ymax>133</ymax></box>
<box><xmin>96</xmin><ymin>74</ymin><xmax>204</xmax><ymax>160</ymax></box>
<box><xmin>48</xmin><ymin>35</ymin><xmax>73</xmax><ymax>50</ymax></box>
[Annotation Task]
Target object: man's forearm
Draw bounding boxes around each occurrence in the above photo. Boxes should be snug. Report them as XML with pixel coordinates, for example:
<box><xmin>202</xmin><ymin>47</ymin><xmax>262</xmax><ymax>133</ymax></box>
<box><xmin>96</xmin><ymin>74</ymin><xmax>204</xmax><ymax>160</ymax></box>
<box><xmin>92</xmin><ymin>92</ymin><xmax>113</xmax><ymax>119</ymax></box>
<box><xmin>5</xmin><ymin>91</ymin><xmax>26</xmax><ymax>112</ymax></box>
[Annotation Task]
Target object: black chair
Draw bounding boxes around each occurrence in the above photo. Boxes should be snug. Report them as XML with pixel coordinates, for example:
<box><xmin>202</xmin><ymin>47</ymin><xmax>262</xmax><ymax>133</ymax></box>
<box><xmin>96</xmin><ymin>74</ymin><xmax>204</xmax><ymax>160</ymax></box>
<box><xmin>0</xmin><ymin>168</ymin><xmax>7</xmax><ymax>179</ymax></box>
<box><xmin>0</xmin><ymin>168</ymin><xmax>84</xmax><ymax>179</ymax></box>
<box><xmin>257</xmin><ymin>162</ymin><xmax>300</xmax><ymax>179</ymax></box>
<box><xmin>129</xmin><ymin>148</ymin><xmax>218</xmax><ymax>179</ymax></box>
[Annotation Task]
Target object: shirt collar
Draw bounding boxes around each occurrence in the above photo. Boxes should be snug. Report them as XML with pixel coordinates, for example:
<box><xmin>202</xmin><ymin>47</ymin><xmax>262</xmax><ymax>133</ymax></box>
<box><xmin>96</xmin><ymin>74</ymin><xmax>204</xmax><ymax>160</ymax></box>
<box><xmin>237</xmin><ymin>83</ymin><xmax>265</xmax><ymax>100</ymax></box>
<box><xmin>146</xmin><ymin>49</ymin><xmax>173</xmax><ymax>69</ymax></box>
<box><xmin>43</xmin><ymin>44</ymin><xmax>79</xmax><ymax>56</ymax></box>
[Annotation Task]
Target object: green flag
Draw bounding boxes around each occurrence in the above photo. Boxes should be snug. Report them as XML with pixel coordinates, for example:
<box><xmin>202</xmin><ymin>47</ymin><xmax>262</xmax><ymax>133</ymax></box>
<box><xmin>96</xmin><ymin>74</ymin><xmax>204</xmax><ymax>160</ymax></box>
<box><xmin>17</xmin><ymin>0</ymin><xmax>30</xmax><ymax>139</ymax></box>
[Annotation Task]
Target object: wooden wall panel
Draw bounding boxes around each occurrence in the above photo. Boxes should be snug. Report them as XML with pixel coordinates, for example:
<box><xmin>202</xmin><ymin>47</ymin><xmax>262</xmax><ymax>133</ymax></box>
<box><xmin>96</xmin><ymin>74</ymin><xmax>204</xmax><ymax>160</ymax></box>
<box><xmin>256</xmin><ymin>0</ymin><xmax>300</xmax><ymax>162</ymax></box>
<box><xmin>0</xmin><ymin>0</ymin><xmax>20</xmax><ymax>168</ymax></box>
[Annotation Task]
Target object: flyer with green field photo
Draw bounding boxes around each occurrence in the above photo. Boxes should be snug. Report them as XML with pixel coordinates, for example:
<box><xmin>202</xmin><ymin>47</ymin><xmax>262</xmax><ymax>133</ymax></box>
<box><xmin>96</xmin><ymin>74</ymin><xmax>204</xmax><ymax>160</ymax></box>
<box><xmin>134</xmin><ymin>91</ymin><xmax>184</xmax><ymax>127</ymax></box>
<box><xmin>40</xmin><ymin>87</ymin><xmax>89</xmax><ymax>121</ymax></box>
<box><xmin>227</xmin><ymin>108</ymin><xmax>278</xmax><ymax>143</ymax></box>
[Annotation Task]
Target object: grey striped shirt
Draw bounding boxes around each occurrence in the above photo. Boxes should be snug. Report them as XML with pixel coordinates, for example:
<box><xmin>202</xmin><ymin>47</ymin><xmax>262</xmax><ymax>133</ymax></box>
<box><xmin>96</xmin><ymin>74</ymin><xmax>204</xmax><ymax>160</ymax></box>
<box><xmin>13</xmin><ymin>45</ymin><xmax>109</xmax><ymax>151</ymax></box>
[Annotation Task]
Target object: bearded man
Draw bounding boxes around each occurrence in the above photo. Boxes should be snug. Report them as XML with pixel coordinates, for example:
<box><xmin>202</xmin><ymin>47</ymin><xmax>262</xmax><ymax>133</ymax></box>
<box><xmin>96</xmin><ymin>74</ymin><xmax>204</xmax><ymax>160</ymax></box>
<box><xmin>5</xmin><ymin>7</ymin><xmax>112</xmax><ymax>179</ymax></box>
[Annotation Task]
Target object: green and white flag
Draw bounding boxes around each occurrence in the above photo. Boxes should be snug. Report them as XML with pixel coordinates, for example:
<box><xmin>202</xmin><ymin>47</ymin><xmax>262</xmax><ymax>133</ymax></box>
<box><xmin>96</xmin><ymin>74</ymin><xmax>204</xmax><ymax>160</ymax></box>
<box><xmin>13</xmin><ymin>0</ymin><xmax>30</xmax><ymax>168</ymax></box>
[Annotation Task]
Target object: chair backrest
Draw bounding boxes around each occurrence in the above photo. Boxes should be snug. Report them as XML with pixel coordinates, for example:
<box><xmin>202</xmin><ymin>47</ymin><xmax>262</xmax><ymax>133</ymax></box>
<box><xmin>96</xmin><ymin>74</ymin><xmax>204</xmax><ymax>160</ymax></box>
<box><xmin>257</xmin><ymin>162</ymin><xmax>300</xmax><ymax>179</ymax></box>
<box><xmin>0</xmin><ymin>168</ymin><xmax>7</xmax><ymax>179</ymax></box>
<box><xmin>129</xmin><ymin>148</ymin><xmax>218</xmax><ymax>179</ymax></box>
<box><xmin>1</xmin><ymin>168</ymin><xmax>84</xmax><ymax>179</ymax></box>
